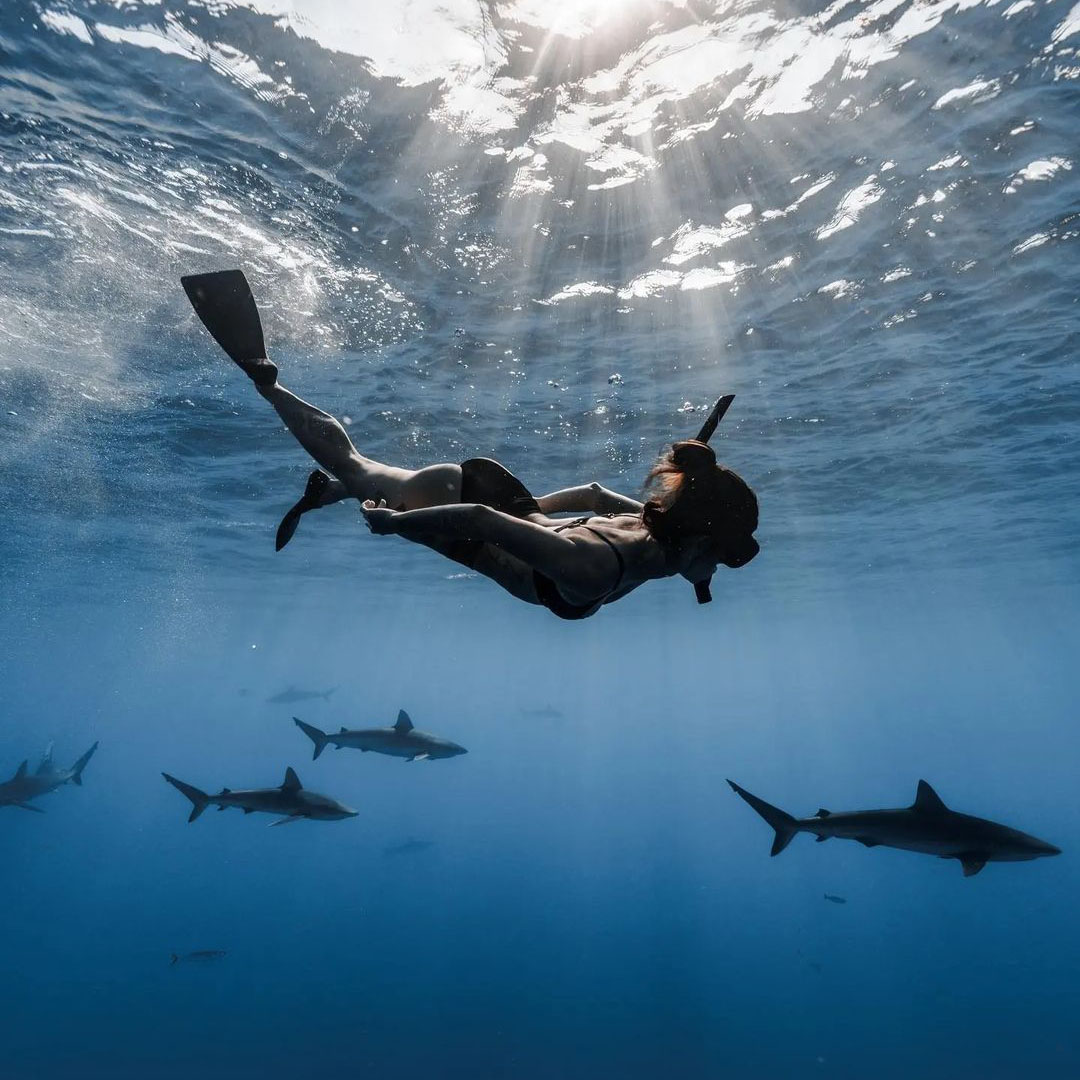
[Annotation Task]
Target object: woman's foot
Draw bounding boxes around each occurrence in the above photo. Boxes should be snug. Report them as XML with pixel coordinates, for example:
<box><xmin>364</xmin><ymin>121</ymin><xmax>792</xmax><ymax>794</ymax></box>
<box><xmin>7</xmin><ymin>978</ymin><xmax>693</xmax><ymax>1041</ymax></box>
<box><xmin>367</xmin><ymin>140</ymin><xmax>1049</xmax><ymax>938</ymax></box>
<box><xmin>276</xmin><ymin>470</ymin><xmax>332</xmax><ymax>551</ymax></box>
<box><xmin>246</xmin><ymin>357</ymin><xmax>278</xmax><ymax>387</ymax></box>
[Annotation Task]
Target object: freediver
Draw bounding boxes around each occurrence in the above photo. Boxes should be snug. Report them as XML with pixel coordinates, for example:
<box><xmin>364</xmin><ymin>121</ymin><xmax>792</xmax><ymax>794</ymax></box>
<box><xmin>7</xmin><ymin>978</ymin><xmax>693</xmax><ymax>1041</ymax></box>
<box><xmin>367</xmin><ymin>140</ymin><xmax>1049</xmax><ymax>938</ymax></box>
<box><xmin>181</xmin><ymin>270</ymin><xmax>759</xmax><ymax>620</ymax></box>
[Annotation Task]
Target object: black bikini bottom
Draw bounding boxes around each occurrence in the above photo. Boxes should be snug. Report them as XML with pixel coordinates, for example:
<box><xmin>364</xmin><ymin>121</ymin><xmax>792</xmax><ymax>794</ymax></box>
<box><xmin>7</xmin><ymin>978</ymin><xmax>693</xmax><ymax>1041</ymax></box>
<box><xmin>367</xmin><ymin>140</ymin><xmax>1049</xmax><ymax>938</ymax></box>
<box><xmin>455</xmin><ymin>459</ymin><xmax>598</xmax><ymax>620</ymax></box>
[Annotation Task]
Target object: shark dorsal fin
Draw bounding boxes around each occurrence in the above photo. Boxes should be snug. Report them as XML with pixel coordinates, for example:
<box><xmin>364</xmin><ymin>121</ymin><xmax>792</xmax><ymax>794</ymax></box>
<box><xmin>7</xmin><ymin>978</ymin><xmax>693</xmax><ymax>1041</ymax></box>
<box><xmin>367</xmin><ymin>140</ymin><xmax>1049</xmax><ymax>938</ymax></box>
<box><xmin>815</xmin><ymin>808</ymin><xmax>831</xmax><ymax>818</ymax></box>
<box><xmin>281</xmin><ymin>767</ymin><xmax>302</xmax><ymax>792</ymax></box>
<box><xmin>221</xmin><ymin>787</ymin><xmax>231</xmax><ymax>795</ymax></box>
<box><xmin>913</xmin><ymin>780</ymin><xmax>947</xmax><ymax>814</ymax></box>
<box><xmin>340</xmin><ymin>727</ymin><xmax>348</xmax><ymax>733</ymax></box>
<box><xmin>14</xmin><ymin>760</ymin><xmax>28</xmax><ymax>779</ymax></box>
<box><xmin>394</xmin><ymin>709</ymin><xmax>414</xmax><ymax>734</ymax></box>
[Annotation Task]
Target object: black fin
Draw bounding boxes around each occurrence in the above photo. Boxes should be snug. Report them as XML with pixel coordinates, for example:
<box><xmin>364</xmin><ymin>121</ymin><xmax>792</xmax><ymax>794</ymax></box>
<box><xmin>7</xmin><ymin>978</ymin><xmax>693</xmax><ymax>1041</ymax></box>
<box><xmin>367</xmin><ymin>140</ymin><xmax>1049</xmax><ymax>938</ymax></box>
<box><xmin>815</xmin><ymin>835</ymin><xmax>829</xmax><ymax>842</ymax></box>
<box><xmin>913</xmin><ymin>780</ymin><xmax>947</xmax><ymax>814</ymax></box>
<box><xmin>281</xmin><ymin>766</ymin><xmax>302</xmax><ymax>792</ymax></box>
<box><xmin>855</xmin><ymin>837</ymin><xmax>880</xmax><ymax>848</ymax></box>
<box><xmin>181</xmin><ymin>270</ymin><xmax>276</xmax><ymax>385</ymax></box>
<box><xmin>394</xmin><ymin>710</ymin><xmax>414</xmax><ymax>734</ymax></box>
<box><xmin>959</xmin><ymin>853</ymin><xmax>988</xmax><ymax>877</ymax></box>
<box><xmin>276</xmin><ymin>470</ymin><xmax>332</xmax><ymax>551</ymax></box>
<box><xmin>815</xmin><ymin>809</ymin><xmax>831</xmax><ymax>818</ymax></box>
<box><xmin>726</xmin><ymin>779</ymin><xmax>799</xmax><ymax>856</ymax></box>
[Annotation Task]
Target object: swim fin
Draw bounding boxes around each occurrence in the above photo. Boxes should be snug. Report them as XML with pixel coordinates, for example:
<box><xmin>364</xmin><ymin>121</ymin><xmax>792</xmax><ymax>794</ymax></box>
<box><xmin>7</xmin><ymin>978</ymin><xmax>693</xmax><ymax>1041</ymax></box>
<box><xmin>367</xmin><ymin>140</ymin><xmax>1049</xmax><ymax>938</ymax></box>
<box><xmin>181</xmin><ymin>270</ymin><xmax>277</xmax><ymax>386</ymax></box>
<box><xmin>276</xmin><ymin>470</ymin><xmax>331</xmax><ymax>551</ymax></box>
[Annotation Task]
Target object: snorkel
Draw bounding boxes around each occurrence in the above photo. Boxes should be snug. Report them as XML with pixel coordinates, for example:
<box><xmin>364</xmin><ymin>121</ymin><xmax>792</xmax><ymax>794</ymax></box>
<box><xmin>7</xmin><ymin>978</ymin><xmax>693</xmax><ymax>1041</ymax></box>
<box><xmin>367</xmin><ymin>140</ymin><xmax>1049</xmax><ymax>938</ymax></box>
<box><xmin>690</xmin><ymin>394</ymin><xmax>735</xmax><ymax>605</ymax></box>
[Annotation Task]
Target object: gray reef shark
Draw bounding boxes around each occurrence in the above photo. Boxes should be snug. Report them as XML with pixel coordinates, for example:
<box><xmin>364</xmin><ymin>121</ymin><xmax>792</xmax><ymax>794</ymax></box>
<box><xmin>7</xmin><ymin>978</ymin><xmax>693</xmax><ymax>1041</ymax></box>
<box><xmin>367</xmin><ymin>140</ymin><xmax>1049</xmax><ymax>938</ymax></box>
<box><xmin>0</xmin><ymin>741</ymin><xmax>98</xmax><ymax>812</ymax></box>
<box><xmin>728</xmin><ymin>778</ymin><xmax>1061</xmax><ymax>877</ymax></box>
<box><xmin>267</xmin><ymin>685</ymin><xmax>337</xmax><ymax>705</ymax></box>
<box><xmin>162</xmin><ymin>766</ymin><xmax>357</xmax><ymax>825</ymax></box>
<box><xmin>293</xmin><ymin>710</ymin><xmax>467</xmax><ymax>763</ymax></box>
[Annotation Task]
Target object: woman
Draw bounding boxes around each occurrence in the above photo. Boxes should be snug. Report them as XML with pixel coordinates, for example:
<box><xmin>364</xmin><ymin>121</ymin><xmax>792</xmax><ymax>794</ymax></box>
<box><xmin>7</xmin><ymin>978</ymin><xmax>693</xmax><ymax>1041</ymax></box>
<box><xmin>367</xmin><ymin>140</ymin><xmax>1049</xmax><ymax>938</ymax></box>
<box><xmin>182</xmin><ymin>270</ymin><xmax>759</xmax><ymax>619</ymax></box>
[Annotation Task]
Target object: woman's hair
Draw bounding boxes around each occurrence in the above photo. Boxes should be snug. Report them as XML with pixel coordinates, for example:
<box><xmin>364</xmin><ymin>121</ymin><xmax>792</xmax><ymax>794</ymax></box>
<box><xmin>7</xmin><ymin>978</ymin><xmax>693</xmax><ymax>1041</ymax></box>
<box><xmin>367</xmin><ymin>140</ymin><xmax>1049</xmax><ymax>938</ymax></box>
<box><xmin>641</xmin><ymin>440</ymin><xmax>759</xmax><ymax>567</ymax></box>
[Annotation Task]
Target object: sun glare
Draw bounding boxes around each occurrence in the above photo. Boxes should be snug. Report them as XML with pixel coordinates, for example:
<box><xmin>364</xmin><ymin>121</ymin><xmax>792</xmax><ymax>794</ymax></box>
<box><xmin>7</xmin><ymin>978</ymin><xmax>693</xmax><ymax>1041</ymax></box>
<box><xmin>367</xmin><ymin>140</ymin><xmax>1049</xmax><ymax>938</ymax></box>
<box><xmin>507</xmin><ymin>0</ymin><xmax>631</xmax><ymax>39</ymax></box>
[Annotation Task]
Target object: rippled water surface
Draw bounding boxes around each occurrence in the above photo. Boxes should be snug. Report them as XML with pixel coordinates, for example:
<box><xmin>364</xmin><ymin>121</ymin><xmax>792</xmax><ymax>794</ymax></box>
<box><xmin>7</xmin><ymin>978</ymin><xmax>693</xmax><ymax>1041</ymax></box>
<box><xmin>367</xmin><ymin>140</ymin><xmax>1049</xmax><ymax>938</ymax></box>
<box><xmin>2</xmin><ymin>2</ymin><xmax>1079</xmax><ymax>1078</ymax></box>
<box><xmin>3</xmin><ymin>0</ymin><xmax>1078</xmax><ymax>599</ymax></box>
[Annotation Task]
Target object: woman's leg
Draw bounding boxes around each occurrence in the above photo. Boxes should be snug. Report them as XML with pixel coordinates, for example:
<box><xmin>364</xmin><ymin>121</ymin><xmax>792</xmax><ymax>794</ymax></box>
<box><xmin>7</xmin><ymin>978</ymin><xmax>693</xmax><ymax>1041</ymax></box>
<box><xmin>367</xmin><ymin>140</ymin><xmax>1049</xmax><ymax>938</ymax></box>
<box><xmin>256</xmin><ymin>380</ymin><xmax>462</xmax><ymax>510</ymax></box>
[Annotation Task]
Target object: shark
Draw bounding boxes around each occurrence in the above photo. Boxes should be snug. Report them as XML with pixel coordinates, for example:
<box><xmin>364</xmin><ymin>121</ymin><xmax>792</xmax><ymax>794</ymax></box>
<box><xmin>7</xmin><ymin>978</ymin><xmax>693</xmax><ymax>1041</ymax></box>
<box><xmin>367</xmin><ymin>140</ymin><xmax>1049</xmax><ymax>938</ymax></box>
<box><xmin>266</xmin><ymin>685</ymin><xmax>337</xmax><ymax>705</ymax></box>
<box><xmin>293</xmin><ymin>710</ymin><xmax>468</xmax><ymax>763</ymax></box>
<box><xmin>162</xmin><ymin>766</ymin><xmax>357</xmax><ymax>825</ymax></box>
<box><xmin>728</xmin><ymin>778</ymin><xmax>1061</xmax><ymax>877</ymax></box>
<box><xmin>0</xmin><ymin>741</ymin><xmax>98</xmax><ymax>812</ymax></box>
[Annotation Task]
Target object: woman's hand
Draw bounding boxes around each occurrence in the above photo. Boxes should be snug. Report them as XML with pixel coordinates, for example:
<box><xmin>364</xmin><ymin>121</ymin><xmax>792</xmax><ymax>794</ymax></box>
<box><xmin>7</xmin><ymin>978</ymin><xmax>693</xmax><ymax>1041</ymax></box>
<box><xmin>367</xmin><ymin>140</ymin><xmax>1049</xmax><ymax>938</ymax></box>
<box><xmin>361</xmin><ymin>498</ymin><xmax>398</xmax><ymax>535</ymax></box>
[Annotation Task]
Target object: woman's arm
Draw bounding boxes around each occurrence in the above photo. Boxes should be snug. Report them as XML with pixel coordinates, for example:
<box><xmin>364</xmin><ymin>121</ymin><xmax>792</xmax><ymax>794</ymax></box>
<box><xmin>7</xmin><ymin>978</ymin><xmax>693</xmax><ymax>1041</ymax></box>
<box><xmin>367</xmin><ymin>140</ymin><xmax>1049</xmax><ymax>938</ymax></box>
<box><xmin>362</xmin><ymin>501</ymin><xmax>591</xmax><ymax>585</ymax></box>
<box><xmin>536</xmin><ymin>483</ymin><xmax>644</xmax><ymax>515</ymax></box>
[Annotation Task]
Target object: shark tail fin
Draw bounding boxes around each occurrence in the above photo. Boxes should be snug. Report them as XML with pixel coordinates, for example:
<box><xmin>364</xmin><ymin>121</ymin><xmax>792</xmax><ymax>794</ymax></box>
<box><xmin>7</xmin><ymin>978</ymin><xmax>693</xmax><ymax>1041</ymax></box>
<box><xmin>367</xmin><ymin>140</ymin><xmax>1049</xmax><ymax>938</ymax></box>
<box><xmin>293</xmin><ymin>717</ymin><xmax>329</xmax><ymax>760</ymax></box>
<box><xmin>170</xmin><ymin>954</ymin><xmax>179</xmax><ymax>966</ymax></box>
<box><xmin>727</xmin><ymin>780</ymin><xmax>800</xmax><ymax>856</ymax></box>
<box><xmin>162</xmin><ymin>773</ymin><xmax>210</xmax><ymax>823</ymax></box>
<box><xmin>69</xmin><ymin>741</ymin><xmax>98</xmax><ymax>786</ymax></box>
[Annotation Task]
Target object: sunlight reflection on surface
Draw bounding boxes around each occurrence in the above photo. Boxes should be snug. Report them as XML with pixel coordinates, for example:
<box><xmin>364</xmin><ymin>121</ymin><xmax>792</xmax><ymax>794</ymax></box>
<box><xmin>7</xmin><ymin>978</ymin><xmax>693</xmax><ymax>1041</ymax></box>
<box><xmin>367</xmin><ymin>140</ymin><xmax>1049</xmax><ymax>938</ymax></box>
<box><xmin>499</xmin><ymin>0</ymin><xmax>634</xmax><ymax>38</ymax></box>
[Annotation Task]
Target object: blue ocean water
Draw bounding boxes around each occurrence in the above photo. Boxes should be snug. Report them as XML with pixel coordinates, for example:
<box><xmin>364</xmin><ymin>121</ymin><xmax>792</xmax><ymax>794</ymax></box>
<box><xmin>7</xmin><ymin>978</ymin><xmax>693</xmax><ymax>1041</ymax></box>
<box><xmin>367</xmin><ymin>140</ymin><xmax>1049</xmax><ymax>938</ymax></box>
<box><xmin>2</xmin><ymin>0</ymin><xmax>1079</xmax><ymax>1076</ymax></box>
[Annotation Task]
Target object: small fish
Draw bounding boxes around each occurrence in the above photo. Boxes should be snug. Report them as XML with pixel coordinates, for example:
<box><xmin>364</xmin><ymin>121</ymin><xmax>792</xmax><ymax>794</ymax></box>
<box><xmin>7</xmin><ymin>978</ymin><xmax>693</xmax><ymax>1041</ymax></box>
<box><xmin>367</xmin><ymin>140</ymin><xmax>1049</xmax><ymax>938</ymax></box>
<box><xmin>267</xmin><ymin>686</ymin><xmax>337</xmax><ymax>705</ymax></box>
<box><xmin>824</xmin><ymin>893</ymin><xmax>847</xmax><ymax>904</ymax></box>
<box><xmin>383</xmin><ymin>838</ymin><xmax>436</xmax><ymax>858</ymax></box>
<box><xmin>519</xmin><ymin>705</ymin><xmax>563</xmax><ymax>720</ymax></box>
<box><xmin>171</xmin><ymin>950</ymin><xmax>227</xmax><ymax>965</ymax></box>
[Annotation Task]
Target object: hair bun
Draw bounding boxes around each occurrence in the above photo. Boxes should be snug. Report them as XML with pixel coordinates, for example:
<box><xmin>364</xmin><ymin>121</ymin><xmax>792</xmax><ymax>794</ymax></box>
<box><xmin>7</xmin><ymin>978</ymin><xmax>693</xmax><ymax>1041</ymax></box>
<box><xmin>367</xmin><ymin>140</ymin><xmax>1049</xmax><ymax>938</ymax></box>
<box><xmin>671</xmin><ymin>440</ymin><xmax>716</xmax><ymax>474</ymax></box>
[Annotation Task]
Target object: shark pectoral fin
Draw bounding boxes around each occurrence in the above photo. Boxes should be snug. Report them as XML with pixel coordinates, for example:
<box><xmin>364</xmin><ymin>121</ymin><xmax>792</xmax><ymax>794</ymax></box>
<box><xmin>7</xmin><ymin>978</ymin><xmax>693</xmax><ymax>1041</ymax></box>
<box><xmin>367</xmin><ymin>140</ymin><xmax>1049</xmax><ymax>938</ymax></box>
<box><xmin>15</xmin><ymin>802</ymin><xmax>45</xmax><ymax>813</ymax></box>
<box><xmin>407</xmin><ymin>753</ymin><xmax>430</xmax><ymax>763</ymax></box>
<box><xmin>815</xmin><ymin>835</ymin><xmax>829</xmax><ymax>842</ymax></box>
<box><xmin>855</xmin><ymin>837</ymin><xmax>880</xmax><ymax>847</ymax></box>
<box><xmin>269</xmin><ymin>815</ymin><xmax>303</xmax><ymax>827</ymax></box>
<box><xmin>958</xmin><ymin>853</ymin><xmax>988</xmax><ymax>877</ymax></box>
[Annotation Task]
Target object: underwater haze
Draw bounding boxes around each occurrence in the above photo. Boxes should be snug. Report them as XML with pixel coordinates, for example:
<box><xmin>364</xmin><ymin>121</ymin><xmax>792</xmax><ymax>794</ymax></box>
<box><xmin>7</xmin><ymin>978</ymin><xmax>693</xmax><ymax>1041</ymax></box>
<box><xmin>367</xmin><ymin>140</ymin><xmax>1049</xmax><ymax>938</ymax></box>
<box><xmin>2</xmin><ymin>1</ymin><xmax>1080</xmax><ymax>1077</ymax></box>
